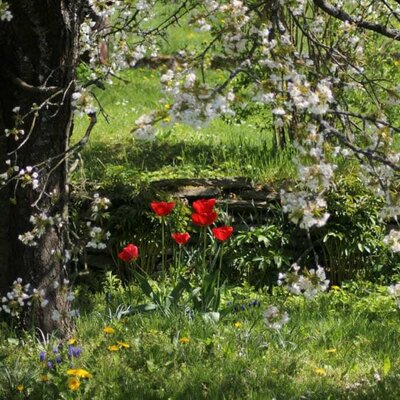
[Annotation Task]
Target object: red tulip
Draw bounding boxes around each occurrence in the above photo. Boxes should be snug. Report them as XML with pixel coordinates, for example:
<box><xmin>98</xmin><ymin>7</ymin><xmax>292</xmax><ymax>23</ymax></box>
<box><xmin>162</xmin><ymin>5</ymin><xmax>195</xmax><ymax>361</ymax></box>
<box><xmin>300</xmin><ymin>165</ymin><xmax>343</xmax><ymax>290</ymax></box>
<box><xmin>192</xmin><ymin>198</ymin><xmax>216</xmax><ymax>214</ymax></box>
<box><xmin>151</xmin><ymin>201</ymin><xmax>175</xmax><ymax>216</ymax></box>
<box><xmin>171</xmin><ymin>232</ymin><xmax>191</xmax><ymax>245</ymax></box>
<box><xmin>118</xmin><ymin>244</ymin><xmax>139</xmax><ymax>262</ymax></box>
<box><xmin>212</xmin><ymin>226</ymin><xmax>234</xmax><ymax>241</ymax></box>
<box><xmin>191</xmin><ymin>211</ymin><xmax>218</xmax><ymax>227</ymax></box>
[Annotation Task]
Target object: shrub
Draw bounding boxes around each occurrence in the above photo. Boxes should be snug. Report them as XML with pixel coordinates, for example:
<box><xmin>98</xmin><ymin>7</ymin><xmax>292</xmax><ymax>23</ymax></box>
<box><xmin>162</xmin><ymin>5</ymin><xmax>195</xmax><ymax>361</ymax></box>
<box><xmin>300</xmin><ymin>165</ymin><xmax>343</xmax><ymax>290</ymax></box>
<box><xmin>314</xmin><ymin>177</ymin><xmax>397</xmax><ymax>283</ymax></box>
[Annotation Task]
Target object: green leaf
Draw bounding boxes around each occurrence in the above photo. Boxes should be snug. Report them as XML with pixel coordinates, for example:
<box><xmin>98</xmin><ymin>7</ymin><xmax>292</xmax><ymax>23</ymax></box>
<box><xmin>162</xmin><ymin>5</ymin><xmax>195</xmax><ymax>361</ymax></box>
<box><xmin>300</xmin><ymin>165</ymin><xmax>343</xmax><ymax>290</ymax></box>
<box><xmin>7</xmin><ymin>338</ymin><xmax>19</xmax><ymax>346</ymax></box>
<box><xmin>169</xmin><ymin>276</ymin><xmax>190</xmax><ymax>304</ymax></box>
<box><xmin>130</xmin><ymin>303</ymin><xmax>157</xmax><ymax>313</ymax></box>
<box><xmin>383</xmin><ymin>356</ymin><xmax>391</xmax><ymax>376</ymax></box>
<box><xmin>132</xmin><ymin>270</ymin><xmax>161</xmax><ymax>305</ymax></box>
<box><xmin>202</xmin><ymin>311</ymin><xmax>220</xmax><ymax>324</ymax></box>
<box><xmin>146</xmin><ymin>359</ymin><xmax>157</xmax><ymax>372</ymax></box>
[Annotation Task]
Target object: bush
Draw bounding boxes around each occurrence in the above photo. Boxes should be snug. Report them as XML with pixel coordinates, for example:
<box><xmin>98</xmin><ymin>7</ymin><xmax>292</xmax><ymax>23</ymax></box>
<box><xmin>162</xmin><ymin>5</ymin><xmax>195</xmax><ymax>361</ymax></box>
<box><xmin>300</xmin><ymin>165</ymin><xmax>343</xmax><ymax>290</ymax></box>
<box><xmin>225</xmin><ymin>224</ymin><xmax>289</xmax><ymax>289</ymax></box>
<box><xmin>314</xmin><ymin>177</ymin><xmax>398</xmax><ymax>283</ymax></box>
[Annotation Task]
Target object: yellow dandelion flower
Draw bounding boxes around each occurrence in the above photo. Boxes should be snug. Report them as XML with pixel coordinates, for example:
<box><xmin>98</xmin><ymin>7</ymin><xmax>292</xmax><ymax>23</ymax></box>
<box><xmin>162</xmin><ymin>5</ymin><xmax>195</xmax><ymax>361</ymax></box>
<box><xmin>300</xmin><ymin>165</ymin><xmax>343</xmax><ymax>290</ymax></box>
<box><xmin>16</xmin><ymin>384</ymin><xmax>24</xmax><ymax>392</ymax></box>
<box><xmin>234</xmin><ymin>322</ymin><xmax>242</xmax><ymax>329</ymax></box>
<box><xmin>163</xmin><ymin>116</ymin><xmax>171</xmax><ymax>123</ymax></box>
<box><xmin>331</xmin><ymin>285</ymin><xmax>341</xmax><ymax>291</ymax></box>
<box><xmin>67</xmin><ymin>368</ymin><xmax>92</xmax><ymax>379</ymax></box>
<box><xmin>68</xmin><ymin>377</ymin><xmax>81</xmax><ymax>391</ymax></box>
<box><xmin>179</xmin><ymin>337</ymin><xmax>190</xmax><ymax>344</ymax></box>
<box><xmin>40</xmin><ymin>375</ymin><xmax>49</xmax><ymax>382</ymax></box>
<box><xmin>68</xmin><ymin>338</ymin><xmax>77</xmax><ymax>345</ymax></box>
<box><xmin>164</xmin><ymin>104</ymin><xmax>171</xmax><ymax>110</ymax></box>
<box><xmin>108</xmin><ymin>345</ymin><xmax>119</xmax><ymax>352</ymax></box>
<box><xmin>325</xmin><ymin>348</ymin><xmax>337</xmax><ymax>354</ymax></box>
<box><xmin>117</xmin><ymin>341</ymin><xmax>130</xmax><ymax>349</ymax></box>
<box><xmin>103</xmin><ymin>326</ymin><xmax>115</xmax><ymax>334</ymax></box>
<box><xmin>315</xmin><ymin>368</ymin><xmax>327</xmax><ymax>376</ymax></box>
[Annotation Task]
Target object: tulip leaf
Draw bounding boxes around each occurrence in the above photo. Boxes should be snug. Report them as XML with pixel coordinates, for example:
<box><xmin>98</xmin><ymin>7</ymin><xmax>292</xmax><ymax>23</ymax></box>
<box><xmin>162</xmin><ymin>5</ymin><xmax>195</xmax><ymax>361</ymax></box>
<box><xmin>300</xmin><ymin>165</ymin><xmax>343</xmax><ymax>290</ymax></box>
<box><xmin>383</xmin><ymin>356</ymin><xmax>391</xmax><ymax>376</ymax></box>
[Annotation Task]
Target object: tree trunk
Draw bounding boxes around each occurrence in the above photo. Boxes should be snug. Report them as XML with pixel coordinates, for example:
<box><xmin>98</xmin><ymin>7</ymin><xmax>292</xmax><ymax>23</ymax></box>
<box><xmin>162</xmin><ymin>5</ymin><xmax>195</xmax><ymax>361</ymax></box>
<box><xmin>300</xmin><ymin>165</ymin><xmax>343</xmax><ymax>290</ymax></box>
<box><xmin>0</xmin><ymin>1</ymin><xmax>82</xmax><ymax>333</ymax></box>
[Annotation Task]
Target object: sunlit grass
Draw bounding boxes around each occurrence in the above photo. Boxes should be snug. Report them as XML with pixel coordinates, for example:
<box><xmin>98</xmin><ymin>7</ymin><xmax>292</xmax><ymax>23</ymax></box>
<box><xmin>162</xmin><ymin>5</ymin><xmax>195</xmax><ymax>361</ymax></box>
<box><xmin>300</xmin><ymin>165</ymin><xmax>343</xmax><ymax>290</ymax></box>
<box><xmin>2</xmin><ymin>283</ymin><xmax>400</xmax><ymax>399</ymax></box>
<box><xmin>72</xmin><ymin>68</ymin><xmax>296</xmax><ymax>191</ymax></box>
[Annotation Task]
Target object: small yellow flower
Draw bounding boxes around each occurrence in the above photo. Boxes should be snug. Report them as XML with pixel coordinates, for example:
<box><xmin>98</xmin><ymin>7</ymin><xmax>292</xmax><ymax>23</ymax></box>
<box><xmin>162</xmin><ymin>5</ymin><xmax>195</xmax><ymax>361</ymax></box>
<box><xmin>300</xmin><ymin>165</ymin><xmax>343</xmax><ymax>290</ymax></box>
<box><xmin>331</xmin><ymin>285</ymin><xmax>341</xmax><ymax>291</ymax></box>
<box><xmin>179</xmin><ymin>337</ymin><xmax>190</xmax><ymax>344</ymax></box>
<box><xmin>68</xmin><ymin>338</ymin><xmax>77</xmax><ymax>345</ymax></box>
<box><xmin>163</xmin><ymin>116</ymin><xmax>171</xmax><ymax>123</ymax></box>
<box><xmin>67</xmin><ymin>368</ymin><xmax>92</xmax><ymax>379</ymax></box>
<box><xmin>108</xmin><ymin>345</ymin><xmax>119</xmax><ymax>352</ymax></box>
<box><xmin>325</xmin><ymin>348</ymin><xmax>337</xmax><ymax>354</ymax></box>
<box><xmin>234</xmin><ymin>322</ymin><xmax>242</xmax><ymax>329</ymax></box>
<box><xmin>117</xmin><ymin>341</ymin><xmax>130</xmax><ymax>349</ymax></box>
<box><xmin>40</xmin><ymin>375</ymin><xmax>49</xmax><ymax>382</ymax></box>
<box><xmin>16</xmin><ymin>384</ymin><xmax>24</xmax><ymax>392</ymax></box>
<box><xmin>68</xmin><ymin>377</ymin><xmax>81</xmax><ymax>391</ymax></box>
<box><xmin>164</xmin><ymin>104</ymin><xmax>171</xmax><ymax>110</ymax></box>
<box><xmin>315</xmin><ymin>368</ymin><xmax>327</xmax><ymax>376</ymax></box>
<box><xmin>103</xmin><ymin>326</ymin><xmax>115</xmax><ymax>334</ymax></box>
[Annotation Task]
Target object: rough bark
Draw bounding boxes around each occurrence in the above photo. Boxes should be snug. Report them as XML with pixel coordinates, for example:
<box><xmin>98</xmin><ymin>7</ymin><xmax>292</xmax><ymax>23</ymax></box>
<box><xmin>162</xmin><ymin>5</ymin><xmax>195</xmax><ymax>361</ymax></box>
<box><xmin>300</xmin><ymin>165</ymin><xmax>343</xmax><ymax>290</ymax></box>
<box><xmin>0</xmin><ymin>1</ymin><xmax>83</xmax><ymax>333</ymax></box>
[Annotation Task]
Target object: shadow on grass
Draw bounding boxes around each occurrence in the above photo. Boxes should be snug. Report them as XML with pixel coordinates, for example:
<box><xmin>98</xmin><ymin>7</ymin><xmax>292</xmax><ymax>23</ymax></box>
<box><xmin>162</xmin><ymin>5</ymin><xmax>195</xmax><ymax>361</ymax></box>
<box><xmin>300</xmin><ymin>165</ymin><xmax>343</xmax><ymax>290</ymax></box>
<box><xmin>80</xmin><ymin>137</ymin><xmax>296</xmax><ymax>186</ymax></box>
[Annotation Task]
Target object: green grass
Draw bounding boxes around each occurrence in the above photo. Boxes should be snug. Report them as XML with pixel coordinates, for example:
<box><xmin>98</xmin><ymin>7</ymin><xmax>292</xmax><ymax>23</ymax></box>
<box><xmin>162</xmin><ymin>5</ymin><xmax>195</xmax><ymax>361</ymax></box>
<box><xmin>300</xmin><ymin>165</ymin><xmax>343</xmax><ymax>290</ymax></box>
<box><xmin>1</xmin><ymin>283</ymin><xmax>400</xmax><ymax>399</ymax></box>
<box><xmin>72</xmin><ymin>68</ymin><xmax>297</xmax><ymax>191</ymax></box>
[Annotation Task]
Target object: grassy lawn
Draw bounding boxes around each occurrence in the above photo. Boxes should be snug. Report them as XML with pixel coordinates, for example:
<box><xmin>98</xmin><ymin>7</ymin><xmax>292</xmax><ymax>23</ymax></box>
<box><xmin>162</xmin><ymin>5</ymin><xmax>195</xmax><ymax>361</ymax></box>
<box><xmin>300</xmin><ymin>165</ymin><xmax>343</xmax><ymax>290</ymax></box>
<box><xmin>72</xmin><ymin>68</ymin><xmax>296</xmax><ymax>191</ymax></box>
<box><xmin>1</xmin><ymin>283</ymin><xmax>400</xmax><ymax>399</ymax></box>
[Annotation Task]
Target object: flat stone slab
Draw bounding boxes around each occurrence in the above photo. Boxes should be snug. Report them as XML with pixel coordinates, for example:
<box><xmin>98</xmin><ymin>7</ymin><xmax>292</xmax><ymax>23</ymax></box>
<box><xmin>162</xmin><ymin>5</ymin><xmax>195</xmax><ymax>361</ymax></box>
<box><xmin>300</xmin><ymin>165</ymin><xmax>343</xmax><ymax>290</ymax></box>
<box><xmin>149</xmin><ymin>177</ymin><xmax>279</xmax><ymax>211</ymax></box>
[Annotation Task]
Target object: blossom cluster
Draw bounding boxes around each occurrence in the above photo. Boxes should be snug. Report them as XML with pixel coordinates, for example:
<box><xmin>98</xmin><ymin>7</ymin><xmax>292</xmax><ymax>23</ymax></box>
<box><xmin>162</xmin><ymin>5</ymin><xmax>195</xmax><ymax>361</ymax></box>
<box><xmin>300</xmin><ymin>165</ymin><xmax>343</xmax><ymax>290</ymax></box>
<box><xmin>1</xmin><ymin>278</ymin><xmax>48</xmax><ymax>316</ymax></box>
<box><xmin>133</xmin><ymin>66</ymin><xmax>235</xmax><ymax>140</ymax></box>
<box><xmin>18</xmin><ymin>212</ymin><xmax>63</xmax><ymax>247</ymax></box>
<box><xmin>263</xmin><ymin>305</ymin><xmax>290</xmax><ymax>330</ymax></box>
<box><xmin>280</xmin><ymin>191</ymin><xmax>330</xmax><ymax>230</ymax></box>
<box><xmin>383</xmin><ymin>230</ymin><xmax>400</xmax><ymax>253</ymax></box>
<box><xmin>86</xmin><ymin>223</ymin><xmax>111</xmax><ymax>250</ymax></box>
<box><xmin>0</xmin><ymin>161</ymin><xmax>39</xmax><ymax>191</ymax></box>
<box><xmin>388</xmin><ymin>283</ymin><xmax>400</xmax><ymax>308</ymax></box>
<box><xmin>0</xmin><ymin>0</ymin><xmax>12</xmax><ymax>21</ymax></box>
<box><xmin>71</xmin><ymin>89</ymin><xmax>97</xmax><ymax>116</ymax></box>
<box><xmin>85</xmin><ymin>193</ymin><xmax>112</xmax><ymax>249</ymax></box>
<box><xmin>278</xmin><ymin>263</ymin><xmax>330</xmax><ymax>299</ymax></box>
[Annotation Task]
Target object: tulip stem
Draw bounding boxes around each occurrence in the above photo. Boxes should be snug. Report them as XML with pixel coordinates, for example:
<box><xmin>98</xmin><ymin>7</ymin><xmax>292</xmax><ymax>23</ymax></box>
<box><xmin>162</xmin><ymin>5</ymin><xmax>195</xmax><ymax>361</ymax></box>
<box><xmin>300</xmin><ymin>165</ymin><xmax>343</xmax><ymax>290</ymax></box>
<box><xmin>202</xmin><ymin>227</ymin><xmax>207</xmax><ymax>283</ymax></box>
<box><xmin>177</xmin><ymin>245</ymin><xmax>182</xmax><ymax>283</ymax></box>
<box><xmin>128</xmin><ymin>262</ymin><xmax>134</xmax><ymax>305</ymax></box>
<box><xmin>161</xmin><ymin>217</ymin><xmax>166</xmax><ymax>280</ymax></box>
<box><xmin>215</xmin><ymin>242</ymin><xmax>224</xmax><ymax>310</ymax></box>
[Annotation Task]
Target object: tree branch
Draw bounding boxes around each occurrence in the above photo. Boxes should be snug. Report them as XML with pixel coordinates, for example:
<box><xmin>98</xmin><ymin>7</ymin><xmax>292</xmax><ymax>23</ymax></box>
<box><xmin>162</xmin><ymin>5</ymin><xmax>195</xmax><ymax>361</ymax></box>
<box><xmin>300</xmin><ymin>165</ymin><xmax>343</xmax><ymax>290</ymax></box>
<box><xmin>313</xmin><ymin>0</ymin><xmax>400</xmax><ymax>40</ymax></box>
<box><xmin>0</xmin><ymin>66</ymin><xmax>60</xmax><ymax>94</ymax></box>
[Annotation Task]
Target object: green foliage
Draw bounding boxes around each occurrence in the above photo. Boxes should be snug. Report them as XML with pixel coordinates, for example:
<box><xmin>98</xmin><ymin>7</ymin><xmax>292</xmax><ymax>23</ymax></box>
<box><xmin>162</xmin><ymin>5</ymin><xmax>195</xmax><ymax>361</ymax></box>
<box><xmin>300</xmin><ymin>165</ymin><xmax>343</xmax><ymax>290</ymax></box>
<box><xmin>102</xmin><ymin>272</ymin><xmax>123</xmax><ymax>296</ymax></box>
<box><xmin>129</xmin><ymin>270</ymin><xmax>189</xmax><ymax>316</ymax></box>
<box><xmin>226</xmin><ymin>224</ymin><xmax>290</xmax><ymax>288</ymax></box>
<box><xmin>315</xmin><ymin>177</ymin><xmax>397</xmax><ymax>283</ymax></box>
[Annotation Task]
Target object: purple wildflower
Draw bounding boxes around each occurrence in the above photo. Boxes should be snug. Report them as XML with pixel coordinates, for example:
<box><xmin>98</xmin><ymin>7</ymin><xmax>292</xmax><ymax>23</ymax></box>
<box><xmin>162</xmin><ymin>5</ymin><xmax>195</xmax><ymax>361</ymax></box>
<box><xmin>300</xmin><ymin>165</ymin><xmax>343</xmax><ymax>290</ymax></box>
<box><xmin>39</xmin><ymin>351</ymin><xmax>46</xmax><ymax>362</ymax></box>
<box><xmin>68</xmin><ymin>345</ymin><xmax>82</xmax><ymax>358</ymax></box>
